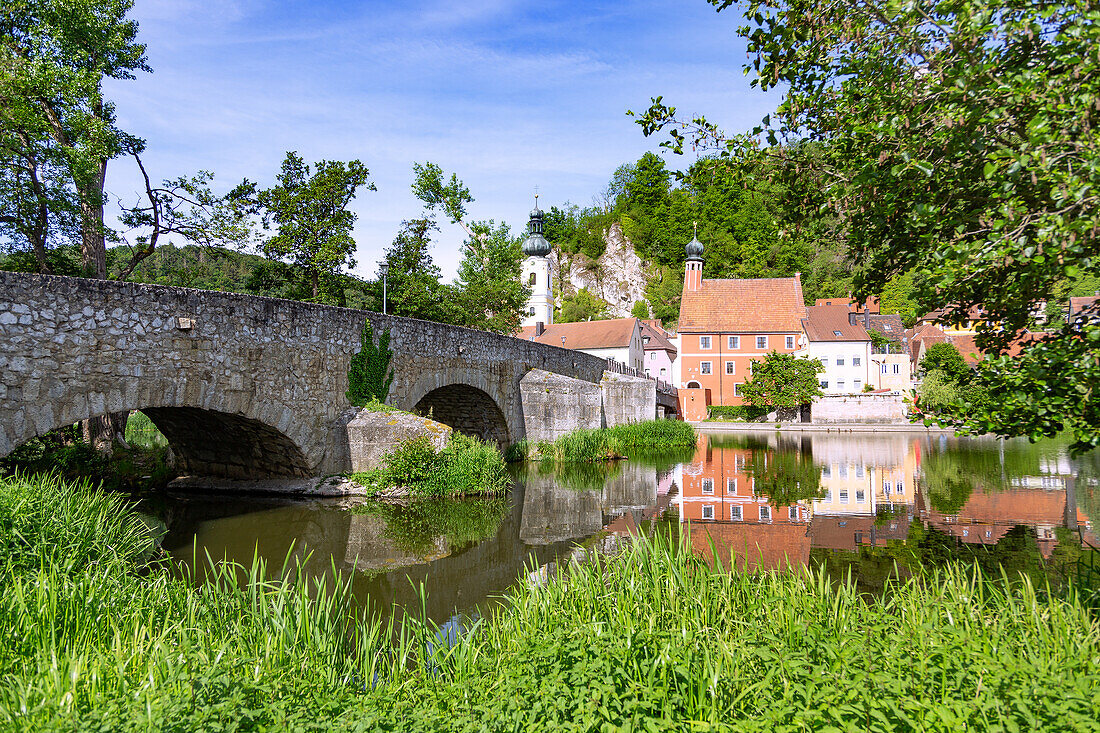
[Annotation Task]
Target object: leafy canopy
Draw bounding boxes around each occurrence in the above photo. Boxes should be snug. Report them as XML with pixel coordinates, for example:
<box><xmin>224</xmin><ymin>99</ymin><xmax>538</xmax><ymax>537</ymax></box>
<box><xmin>741</xmin><ymin>352</ymin><xmax>823</xmax><ymax>409</ymax></box>
<box><xmin>634</xmin><ymin>0</ymin><xmax>1100</xmax><ymax>451</ymax></box>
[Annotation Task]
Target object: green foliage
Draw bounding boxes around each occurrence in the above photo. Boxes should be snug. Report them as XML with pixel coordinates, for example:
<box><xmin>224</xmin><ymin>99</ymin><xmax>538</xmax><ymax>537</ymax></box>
<box><xmin>555</xmin><ymin>287</ymin><xmax>608</xmax><ymax>323</ymax></box>
<box><xmin>255</xmin><ymin>151</ymin><xmax>374</xmax><ymax>304</ymax></box>
<box><xmin>529</xmin><ymin>421</ymin><xmax>696</xmax><ymax>463</ymax></box>
<box><xmin>352</xmin><ymin>433</ymin><xmax>509</xmax><ymax>498</ymax></box>
<box><xmin>745</xmin><ymin>449</ymin><xmax>824</xmax><ymax>506</ymax></box>
<box><xmin>741</xmin><ymin>352</ymin><xmax>823</xmax><ymax>409</ymax></box>
<box><xmin>346</xmin><ymin>319</ymin><xmax>394</xmax><ymax>406</ymax></box>
<box><xmin>542</xmin><ymin>204</ymin><xmax>613</xmax><ymax>260</ymax></box>
<box><xmin>634</xmin><ymin>0</ymin><xmax>1100</xmax><ymax>451</ymax></box>
<box><xmin>920</xmin><ymin>343</ymin><xmax>970</xmax><ymax>381</ymax></box>
<box><xmin>351</xmin><ymin>495</ymin><xmax>509</xmax><ymax>554</ymax></box>
<box><xmin>453</xmin><ymin>220</ymin><xmax>528</xmax><ymax>334</ymax></box>
<box><xmin>879</xmin><ymin>272</ymin><xmax>919</xmax><ymax>326</ymax></box>
<box><xmin>630</xmin><ymin>300</ymin><xmax>649</xmax><ymax>319</ymax></box>
<box><xmin>4</xmin><ymin>474</ymin><xmax>1100</xmax><ymax>731</ymax></box>
<box><xmin>380</xmin><ymin>218</ymin><xmax>454</xmax><ymax>322</ymax></box>
<box><xmin>124</xmin><ymin>411</ymin><xmax>166</xmax><ymax>450</ymax></box>
<box><xmin>706</xmin><ymin>404</ymin><xmax>770</xmax><ymax>422</ymax></box>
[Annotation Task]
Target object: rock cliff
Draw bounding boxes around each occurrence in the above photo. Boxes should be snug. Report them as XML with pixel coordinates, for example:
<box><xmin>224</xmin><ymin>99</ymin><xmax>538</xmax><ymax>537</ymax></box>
<box><xmin>550</xmin><ymin>223</ymin><xmax>649</xmax><ymax>317</ymax></box>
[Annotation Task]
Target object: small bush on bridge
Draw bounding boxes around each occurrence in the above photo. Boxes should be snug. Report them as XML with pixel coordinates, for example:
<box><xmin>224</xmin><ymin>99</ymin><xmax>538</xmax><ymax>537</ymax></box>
<box><xmin>352</xmin><ymin>433</ymin><xmax>509</xmax><ymax>497</ymax></box>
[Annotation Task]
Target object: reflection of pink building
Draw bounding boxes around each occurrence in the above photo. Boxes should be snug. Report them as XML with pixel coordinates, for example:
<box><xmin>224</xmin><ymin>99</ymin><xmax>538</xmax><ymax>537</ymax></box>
<box><xmin>676</xmin><ymin>436</ymin><xmax>812</xmax><ymax>570</ymax></box>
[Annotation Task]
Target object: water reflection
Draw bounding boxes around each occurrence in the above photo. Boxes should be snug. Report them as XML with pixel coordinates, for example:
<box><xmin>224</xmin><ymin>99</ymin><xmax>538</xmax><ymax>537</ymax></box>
<box><xmin>677</xmin><ymin>431</ymin><xmax>1098</xmax><ymax>582</ymax></box>
<box><xmin>145</xmin><ymin>430</ymin><xmax>1098</xmax><ymax>623</ymax></box>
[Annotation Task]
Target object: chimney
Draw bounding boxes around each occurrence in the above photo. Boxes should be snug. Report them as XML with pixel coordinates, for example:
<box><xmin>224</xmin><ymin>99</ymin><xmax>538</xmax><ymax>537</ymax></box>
<box><xmin>535</xmin><ymin>321</ymin><xmax>544</xmax><ymax>337</ymax></box>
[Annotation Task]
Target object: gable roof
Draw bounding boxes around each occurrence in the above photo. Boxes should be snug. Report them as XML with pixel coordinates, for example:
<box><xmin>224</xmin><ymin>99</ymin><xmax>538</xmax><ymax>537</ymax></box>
<box><xmin>638</xmin><ymin>320</ymin><xmax>677</xmax><ymax>355</ymax></box>
<box><xmin>680</xmin><ymin>276</ymin><xmax>806</xmax><ymax>333</ymax></box>
<box><xmin>516</xmin><ymin>318</ymin><xmax>639</xmax><ymax>350</ymax></box>
<box><xmin>1069</xmin><ymin>295</ymin><xmax>1099</xmax><ymax>316</ymax></box>
<box><xmin>802</xmin><ymin>304</ymin><xmax>870</xmax><ymax>342</ymax></box>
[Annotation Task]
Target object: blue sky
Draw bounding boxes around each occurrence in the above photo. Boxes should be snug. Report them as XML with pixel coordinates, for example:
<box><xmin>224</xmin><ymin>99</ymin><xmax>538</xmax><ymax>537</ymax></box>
<box><xmin>104</xmin><ymin>0</ymin><xmax>779</xmax><ymax>281</ymax></box>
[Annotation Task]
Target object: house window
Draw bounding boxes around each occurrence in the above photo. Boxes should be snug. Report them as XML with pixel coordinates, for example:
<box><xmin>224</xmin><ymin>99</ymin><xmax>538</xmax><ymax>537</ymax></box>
<box><xmin>822</xmin><ymin>465</ymin><xmax>831</xmax><ymax>478</ymax></box>
<box><xmin>854</xmin><ymin>379</ymin><xmax>862</xmax><ymax>390</ymax></box>
<box><xmin>893</xmin><ymin>364</ymin><xmax>900</xmax><ymax>374</ymax></box>
<box><xmin>735</xmin><ymin>455</ymin><xmax>746</xmax><ymax>470</ymax></box>
<box><xmin>820</xmin><ymin>357</ymin><xmax>828</xmax><ymax>367</ymax></box>
<box><xmin>702</xmin><ymin>505</ymin><xmax>714</xmax><ymax>520</ymax></box>
<box><xmin>883</xmin><ymin>480</ymin><xmax>892</xmax><ymax>495</ymax></box>
<box><xmin>725</xmin><ymin>361</ymin><xmax>735</xmax><ymax>375</ymax></box>
<box><xmin>837</xmin><ymin>380</ymin><xmax>845</xmax><ymax>391</ymax></box>
<box><xmin>856</xmin><ymin>490</ymin><xmax>865</xmax><ymax>503</ymax></box>
<box><xmin>881</xmin><ymin>363</ymin><xmax>888</xmax><ymax>374</ymax></box>
<box><xmin>839</xmin><ymin>490</ymin><xmax>849</xmax><ymax>504</ymax></box>
<box><xmin>660</xmin><ymin>368</ymin><xmax>667</xmax><ymax>377</ymax></box>
<box><xmin>730</xmin><ymin>505</ymin><xmax>742</xmax><ymax>521</ymax></box>
<box><xmin>855</xmin><ymin>464</ymin><xmax>865</xmax><ymax>478</ymax></box>
<box><xmin>700</xmin><ymin>361</ymin><xmax>712</xmax><ymax>375</ymax></box>
<box><xmin>528</xmin><ymin>272</ymin><xmax>536</xmax><ymax>285</ymax></box>
<box><xmin>839</xmin><ymin>463</ymin><xmax>848</xmax><ymax>478</ymax></box>
<box><xmin>733</xmin><ymin>383</ymin><xmax>743</xmax><ymax>396</ymax></box>
<box><xmin>726</xmin><ymin>477</ymin><xmax>737</xmax><ymax>494</ymax></box>
<box><xmin>785</xmin><ymin>335</ymin><xmax>796</xmax><ymax>349</ymax></box>
<box><xmin>789</xmin><ymin>506</ymin><xmax>798</xmax><ymax>521</ymax></box>
<box><xmin>853</xmin><ymin>357</ymin><xmax>861</xmax><ymax>366</ymax></box>
<box><xmin>759</xmin><ymin>505</ymin><xmax>771</xmax><ymax>522</ymax></box>
<box><xmin>896</xmin><ymin>482</ymin><xmax>904</xmax><ymax>495</ymax></box>
<box><xmin>702</xmin><ymin>478</ymin><xmax>714</xmax><ymax>494</ymax></box>
<box><xmin>649</xmin><ymin>351</ymin><xmax>656</xmax><ymax>361</ymax></box>
<box><xmin>728</xmin><ymin>336</ymin><xmax>740</xmax><ymax>349</ymax></box>
<box><xmin>700</xmin><ymin>336</ymin><xmax>712</xmax><ymax>349</ymax></box>
<box><xmin>836</xmin><ymin>358</ymin><xmax>845</xmax><ymax>366</ymax></box>
<box><xmin>756</xmin><ymin>336</ymin><xmax>768</xmax><ymax>349</ymax></box>
<box><xmin>832</xmin><ymin>330</ymin><xmax>843</xmax><ymax>337</ymax></box>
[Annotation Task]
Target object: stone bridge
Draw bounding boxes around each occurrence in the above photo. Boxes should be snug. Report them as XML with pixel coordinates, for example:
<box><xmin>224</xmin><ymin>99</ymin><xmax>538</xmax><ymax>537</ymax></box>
<box><xmin>0</xmin><ymin>272</ymin><xmax>669</xmax><ymax>481</ymax></box>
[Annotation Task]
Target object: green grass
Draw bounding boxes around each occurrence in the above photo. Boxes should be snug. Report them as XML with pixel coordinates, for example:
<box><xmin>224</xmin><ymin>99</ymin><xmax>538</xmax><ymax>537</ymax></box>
<box><xmin>349</xmin><ymin>432</ymin><xmax>510</xmax><ymax>497</ymax></box>
<box><xmin>3</xmin><ymin>472</ymin><xmax>1100</xmax><ymax>731</ymax></box>
<box><xmin>525</xmin><ymin>420</ymin><xmax>697</xmax><ymax>463</ymax></box>
<box><xmin>124</xmin><ymin>411</ymin><xmax>168</xmax><ymax>449</ymax></box>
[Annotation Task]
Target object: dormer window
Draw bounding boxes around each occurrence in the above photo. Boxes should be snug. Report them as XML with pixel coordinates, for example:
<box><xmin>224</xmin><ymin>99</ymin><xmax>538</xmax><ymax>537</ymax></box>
<box><xmin>833</xmin><ymin>330</ymin><xmax>843</xmax><ymax>337</ymax></box>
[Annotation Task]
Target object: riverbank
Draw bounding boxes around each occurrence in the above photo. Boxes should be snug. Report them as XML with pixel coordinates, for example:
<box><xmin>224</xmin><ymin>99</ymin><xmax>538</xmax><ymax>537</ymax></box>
<box><xmin>3</xmin><ymin>472</ymin><xmax>1098</xmax><ymax>731</ymax></box>
<box><xmin>511</xmin><ymin>420</ymin><xmax>696</xmax><ymax>463</ymax></box>
<box><xmin>698</xmin><ymin>421</ymin><xmax>957</xmax><ymax>434</ymax></box>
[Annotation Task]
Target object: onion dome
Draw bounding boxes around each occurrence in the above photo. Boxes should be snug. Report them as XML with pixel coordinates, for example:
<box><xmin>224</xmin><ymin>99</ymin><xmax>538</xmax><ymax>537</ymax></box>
<box><xmin>522</xmin><ymin>201</ymin><xmax>551</xmax><ymax>257</ymax></box>
<box><xmin>685</xmin><ymin>234</ymin><xmax>704</xmax><ymax>260</ymax></box>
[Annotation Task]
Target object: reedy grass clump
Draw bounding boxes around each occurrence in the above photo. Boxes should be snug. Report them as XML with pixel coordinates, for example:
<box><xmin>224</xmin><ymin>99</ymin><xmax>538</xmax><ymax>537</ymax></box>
<box><xmin>350</xmin><ymin>432</ymin><xmax>509</xmax><ymax>497</ymax></box>
<box><xmin>529</xmin><ymin>420</ymin><xmax>696</xmax><ymax>463</ymax></box>
<box><xmin>3</xmin><ymin>473</ymin><xmax>1099</xmax><ymax>731</ymax></box>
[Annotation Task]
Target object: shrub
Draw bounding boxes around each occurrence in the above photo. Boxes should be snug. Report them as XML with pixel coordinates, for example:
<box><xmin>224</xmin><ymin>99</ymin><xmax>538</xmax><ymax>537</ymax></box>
<box><xmin>707</xmin><ymin>405</ymin><xmax>770</xmax><ymax>421</ymax></box>
<box><xmin>352</xmin><ymin>433</ymin><xmax>510</xmax><ymax>497</ymax></box>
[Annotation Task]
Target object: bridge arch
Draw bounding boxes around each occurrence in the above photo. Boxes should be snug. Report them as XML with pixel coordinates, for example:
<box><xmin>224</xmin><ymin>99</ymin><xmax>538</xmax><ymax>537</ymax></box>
<box><xmin>411</xmin><ymin>383</ymin><xmax>511</xmax><ymax>448</ymax></box>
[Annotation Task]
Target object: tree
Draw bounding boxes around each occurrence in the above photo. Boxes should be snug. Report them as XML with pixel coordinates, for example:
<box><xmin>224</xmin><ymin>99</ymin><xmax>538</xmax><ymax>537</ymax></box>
<box><xmin>634</xmin><ymin>0</ymin><xmax>1100</xmax><ymax>452</ymax></box>
<box><xmin>556</xmin><ymin>287</ymin><xmax>609</xmax><ymax>323</ymax></box>
<box><xmin>630</xmin><ymin>300</ymin><xmax>650</xmax><ymax>319</ymax></box>
<box><xmin>879</xmin><ymin>273</ymin><xmax>919</xmax><ymax>326</ymax></box>
<box><xmin>453</xmin><ymin>220</ymin><xmax>528</xmax><ymax>334</ymax></box>
<box><xmin>255</xmin><ymin>152</ymin><xmax>373</xmax><ymax>304</ymax></box>
<box><xmin>381</xmin><ymin>218</ymin><xmax>450</xmax><ymax>322</ymax></box>
<box><xmin>1</xmin><ymin>0</ymin><xmax>149</xmax><ymax>278</ymax></box>
<box><xmin>919</xmin><ymin>343</ymin><xmax>970</xmax><ymax>382</ymax></box>
<box><xmin>740</xmin><ymin>352</ymin><xmax>822</xmax><ymax>409</ymax></box>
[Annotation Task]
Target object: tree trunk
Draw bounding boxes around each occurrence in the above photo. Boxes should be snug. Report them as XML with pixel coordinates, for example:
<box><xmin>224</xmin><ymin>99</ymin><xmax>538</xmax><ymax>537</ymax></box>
<box><xmin>78</xmin><ymin>158</ymin><xmax>108</xmax><ymax>278</ymax></box>
<box><xmin>82</xmin><ymin>411</ymin><xmax>129</xmax><ymax>453</ymax></box>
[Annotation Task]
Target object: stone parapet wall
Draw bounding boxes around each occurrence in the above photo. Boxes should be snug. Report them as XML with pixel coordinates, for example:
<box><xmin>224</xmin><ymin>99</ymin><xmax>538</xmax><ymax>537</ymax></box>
<box><xmin>811</xmin><ymin>393</ymin><xmax>909</xmax><ymax>424</ymax></box>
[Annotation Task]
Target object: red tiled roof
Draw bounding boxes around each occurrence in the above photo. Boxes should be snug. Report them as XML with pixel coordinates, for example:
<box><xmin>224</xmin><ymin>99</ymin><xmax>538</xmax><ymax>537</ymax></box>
<box><xmin>803</xmin><ymin>304</ymin><xmax>871</xmax><ymax>342</ymax></box>
<box><xmin>639</xmin><ymin>320</ymin><xmax>677</xmax><ymax>355</ymax></box>
<box><xmin>516</xmin><ymin>318</ymin><xmax>638</xmax><ymax>349</ymax></box>
<box><xmin>1069</xmin><ymin>295</ymin><xmax>1099</xmax><ymax>316</ymax></box>
<box><xmin>680</xmin><ymin>276</ymin><xmax>806</xmax><ymax>333</ymax></box>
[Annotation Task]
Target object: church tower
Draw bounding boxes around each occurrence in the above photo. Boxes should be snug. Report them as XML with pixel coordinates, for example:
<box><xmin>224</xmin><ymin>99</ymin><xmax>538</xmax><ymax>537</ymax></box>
<box><xmin>520</xmin><ymin>198</ymin><xmax>554</xmax><ymax>328</ymax></box>
<box><xmin>684</xmin><ymin>224</ymin><xmax>704</xmax><ymax>292</ymax></box>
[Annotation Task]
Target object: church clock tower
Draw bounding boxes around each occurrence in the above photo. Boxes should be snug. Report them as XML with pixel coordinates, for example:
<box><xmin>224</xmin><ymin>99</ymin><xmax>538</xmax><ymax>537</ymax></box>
<box><xmin>520</xmin><ymin>198</ymin><xmax>554</xmax><ymax>328</ymax></box>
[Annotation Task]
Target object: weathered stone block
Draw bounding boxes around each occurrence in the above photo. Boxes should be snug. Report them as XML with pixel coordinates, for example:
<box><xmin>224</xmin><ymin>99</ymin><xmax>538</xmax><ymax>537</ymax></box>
<box><xmin>600</xmin><ymin>371</ymin><xmax>657</xmax><ymax>427</ymax></box>
<box><xmin>519</xmin><ymin>369</ymin><xmax>602</xmax><ymax>444</ymax></box>
<box><xmin>345</xmin><ymin>408</ymin><xmax>452</xmax><ymax>473</ymax></box>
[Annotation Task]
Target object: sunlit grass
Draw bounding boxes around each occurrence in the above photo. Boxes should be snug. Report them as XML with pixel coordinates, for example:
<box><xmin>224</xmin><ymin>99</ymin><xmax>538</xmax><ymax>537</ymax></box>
<box><xmin>3</xmin><ymin>472</ymin><xmax>1098</xmax><ymax>731</ymax></box>
<box><xmin>524</xmin><ymin>420</ymin><xmax>697</xmax><ymax>463</ymax></box>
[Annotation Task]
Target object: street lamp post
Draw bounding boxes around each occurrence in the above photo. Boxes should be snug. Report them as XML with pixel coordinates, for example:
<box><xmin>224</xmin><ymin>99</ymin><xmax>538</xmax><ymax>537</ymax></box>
<box><xmin>379</xmin><ymin>263</ymin><xmax>388</xmax><ymax>315</ymax></box>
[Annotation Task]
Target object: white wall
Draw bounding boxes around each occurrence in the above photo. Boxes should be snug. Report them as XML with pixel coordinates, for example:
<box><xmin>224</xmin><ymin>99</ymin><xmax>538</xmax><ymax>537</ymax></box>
<box><xmin>806</xmin><ymin>340</ymin><xmax>872</xmax><ymax>393</ymax></box>
<box><xmin>643</xmin><ymin>348</ymin><xmax>674</xmax><ymax>383</ymax></box>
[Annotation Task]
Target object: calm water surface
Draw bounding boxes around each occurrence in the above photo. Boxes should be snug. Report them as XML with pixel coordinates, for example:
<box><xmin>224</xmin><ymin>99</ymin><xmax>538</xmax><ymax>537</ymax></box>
<box><xmin>140</xmin><ymin>431</ymin><xmax>1100</xmax><ymax>622</ymax></box>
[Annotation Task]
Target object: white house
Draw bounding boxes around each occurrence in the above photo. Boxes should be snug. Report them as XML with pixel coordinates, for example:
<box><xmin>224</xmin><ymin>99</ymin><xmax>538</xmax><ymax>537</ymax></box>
<box><xmin>802</xmin><ymin>305</ymin><xmax>872</xmax><ymax>393</ymax></box>
<box><xmin>516</xmin><ymin>318</ymin><xmax>645</xmax><ymax>373</ymax></box>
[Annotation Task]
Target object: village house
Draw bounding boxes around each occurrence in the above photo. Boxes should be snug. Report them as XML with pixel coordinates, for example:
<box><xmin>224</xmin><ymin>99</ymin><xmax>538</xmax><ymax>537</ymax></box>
<box><xmin>517</xmin><ymin>317</ymin><xmax>645</xmax><ymax>373</ymax></box>
<box><xmin>677</xmin><ymin>234</ymin><xmax>807</xmax><ymax>406</ymax></box>
<box><xmin>639</xmin><ymin>319</ymin><xmax>677</xmax><ymax>384</ymax></box>
<box><xmin>801</xmin><ymin>304</ymin><xmax>872</xmax><ymax>394</ymax></box>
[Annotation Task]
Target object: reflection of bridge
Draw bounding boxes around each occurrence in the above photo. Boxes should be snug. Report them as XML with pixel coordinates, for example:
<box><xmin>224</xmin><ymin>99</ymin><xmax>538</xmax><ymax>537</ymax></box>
<box><xmin>0</xmin><ymin>272</ymin><xmax>672</xmax><ymax>481</ymax></box>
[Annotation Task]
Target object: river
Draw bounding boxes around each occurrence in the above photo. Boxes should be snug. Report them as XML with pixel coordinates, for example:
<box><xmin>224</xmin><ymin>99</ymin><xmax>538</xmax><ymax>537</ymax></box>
<box><xmin>137</xmin><ymin>430</ymin><xmax>1100</xmax><ymax>622</ymax></box>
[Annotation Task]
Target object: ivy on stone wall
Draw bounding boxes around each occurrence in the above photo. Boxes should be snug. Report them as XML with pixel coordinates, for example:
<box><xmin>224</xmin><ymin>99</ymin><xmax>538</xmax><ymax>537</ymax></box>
<box><xmin>346</xmin><ymin>319</ymin><xmax>394</xmax><ymax>406</ymax></box>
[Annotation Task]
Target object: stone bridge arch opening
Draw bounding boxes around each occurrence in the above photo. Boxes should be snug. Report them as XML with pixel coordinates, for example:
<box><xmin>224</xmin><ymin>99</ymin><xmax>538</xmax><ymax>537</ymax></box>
<box><xmin>141</xmin><ymin>407</ymin><xmax>311</xmax><ymax>479</ymax></box>
<box><xmin>412</xmin><ymin>384</ymin><xmax>510</xmax><ymax>448</ymax></box>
